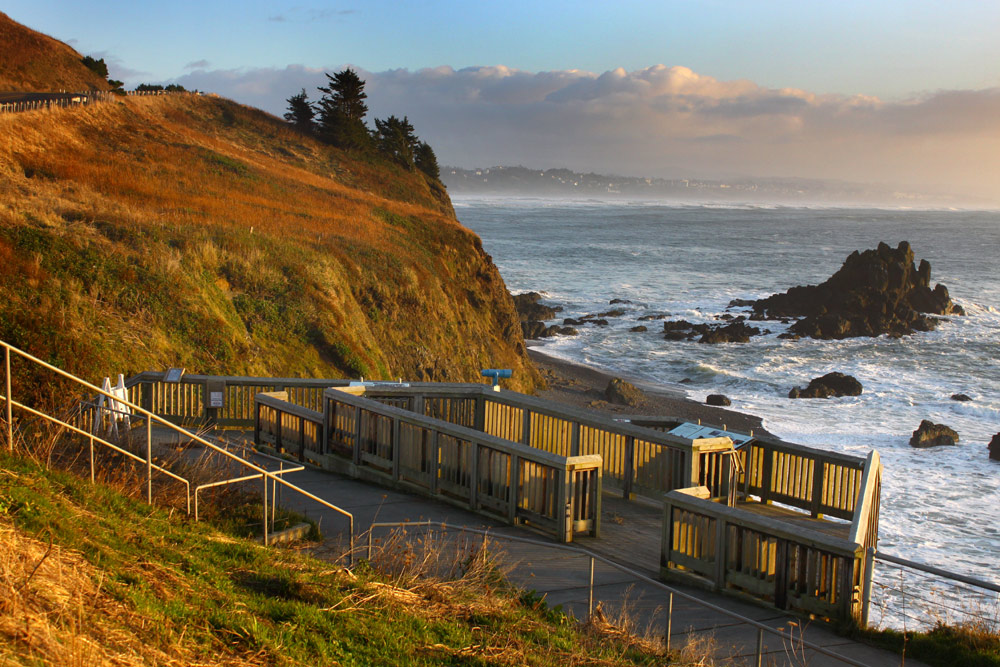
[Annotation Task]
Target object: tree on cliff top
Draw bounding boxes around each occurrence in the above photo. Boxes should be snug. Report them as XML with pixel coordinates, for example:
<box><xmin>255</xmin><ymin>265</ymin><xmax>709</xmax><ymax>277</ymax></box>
<box><xmin>414</xmin><ymin>141</ymin><xmax>440</xmax><ymax>179</ymax></box>
<box><xmin>374</xmin><ymin>115</ymin><xmax>417</xmax><ymax>167</ymax></box>
<box><xmin>284</xmin><ymin>88</ymin><xmax>316</xmax><ymax>133</ymax></box>
<box><xmin>316</xmin><ymin>68</ymin><xmax>370</xmax><ymax>149</ymax></box>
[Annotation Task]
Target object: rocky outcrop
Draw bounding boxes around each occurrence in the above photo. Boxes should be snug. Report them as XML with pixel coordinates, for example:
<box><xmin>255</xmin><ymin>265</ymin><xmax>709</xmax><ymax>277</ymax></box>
<box><xmin>989</xmin><ymin>434</ymin><xmax>1000</xmax><ymax>461</ymax></box>
<box><xmin>512</xmin><ymin>292</ymin><xmax>561</xmax><ymax>322</ymax></box>
<box><xmin>699</xmin><ymin>321</ymin><xmax>761</xmax><ymax>344</ymax></box>
<box><xmin>706</xmin><ymin>394</ymin><xmax>731</xmax><ymax>407</ymax></box>
<box><xmin>630</xmin><ymin>325</ymin><xmax>648</xmax><ymax>332</ymax></box>
<box><xmin>661</xmin><ymin>318</ymin><xmax>761</xmax><ymax>343</ymax></box>
<box><xmin>750</xmin><ymin>242</ymin><xmax>964</xmax><ymax>339</ymax></box>
<box><xmin>951</xmin><ymin>393</ymin><xmax>973</xmax><ymax>402</ymax></box>
<box><xmin>909</xmin><ymin>420</ymin><xmax>959</xmax><ymax>448</ymax></box>
<box><xmin>605</xmin><ymin>378</ymin><xmax>644</xmax><ymax>406</ymax></box>
<box><xmin>788</xmin><ymin>372</ymin><xmax>863</xmax><ymax>399</ymax></box>
<box><xmin>521</xmin><ymin>321</ymin><xmax>577</xmax><ymax>339</ymax></box>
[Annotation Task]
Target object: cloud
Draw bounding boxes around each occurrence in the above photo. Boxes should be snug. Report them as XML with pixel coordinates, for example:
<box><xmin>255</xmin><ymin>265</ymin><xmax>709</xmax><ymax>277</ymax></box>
<box><xmin>88</xmin><ymin>50</ymin><xmax>149</xmax><ymax>80</ymax></box>
<box><xmin>184</xmin><ymin>59</ymin><xmax>210</xmax><ymax>70</ymax></box>
<box><xmin>268</xmin><ymin>7</ymin><xmax>356</xmax><ymax>23</ymax></box>
<box><xmin>171</xmin><ymin>63</ymin><xmax>1000</xmax><ymax>201</ymax></box>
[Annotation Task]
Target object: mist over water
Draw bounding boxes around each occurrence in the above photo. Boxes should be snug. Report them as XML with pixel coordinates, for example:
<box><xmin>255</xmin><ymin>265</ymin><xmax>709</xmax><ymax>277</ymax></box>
<box><xmin>457</xmin><ymin>196</ymin><xmax>1000</xmax><ymax>624</ymax></box>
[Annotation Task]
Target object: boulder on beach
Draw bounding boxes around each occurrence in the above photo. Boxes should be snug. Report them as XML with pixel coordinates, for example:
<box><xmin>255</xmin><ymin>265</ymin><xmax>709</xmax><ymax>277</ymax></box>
<box><xmin>909</xmin><ymin>420</ymin><xmax>959</xmax><ymax>448</ymax></box>
<box><xmin>788</xmin><ymin>372</ymin><xmax>863</xmax><ymax>399</ymax></box>
<box><xmin>749</xmin><ymin>242</ymin><xmax>964</xmax><ymax>340</ymax></box>
<box><xmin>605</xmin><ymin>378</ymin><xmax>644</xmax><ymax>407</ymax></box>
<box><xmin>989</xmin><ymin>434</ymin><xmax>1000</xmax><ymax>461</ymax></box>
<box><xmin>706</xmin><ymin>394</ymin><xmax>732</xmax><ymax>407</ymax></box>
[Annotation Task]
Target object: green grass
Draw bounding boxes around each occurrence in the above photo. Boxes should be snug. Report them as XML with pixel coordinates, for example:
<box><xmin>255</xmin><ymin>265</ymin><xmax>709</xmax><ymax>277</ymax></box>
<box><xmin>0</xmin><ymin>442</ymin><xmax>672</xmax><ymax>666</ymax></box>
<box><xmin>855</xmin><ymin>624</ymin><xmax>1000</xmax><ymax>667</ymax></box>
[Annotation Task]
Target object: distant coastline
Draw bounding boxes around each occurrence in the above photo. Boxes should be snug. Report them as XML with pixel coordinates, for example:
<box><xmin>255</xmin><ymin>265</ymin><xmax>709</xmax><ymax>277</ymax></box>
<box><xmin>444</xmin><ymin>165</ymin><xmax>1000</xmax><ymax>210</ymax></box>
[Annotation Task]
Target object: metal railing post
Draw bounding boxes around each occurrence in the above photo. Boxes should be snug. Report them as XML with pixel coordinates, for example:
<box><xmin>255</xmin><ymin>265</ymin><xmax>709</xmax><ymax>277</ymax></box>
<box><xmin>262</xmin><ymin>472</ymin><xmax>269</xmax><ymax>546</ymax></box>
<box><xmin>755</xmin><ymin>627</ymin><xmax>764</xmax><ymax>667</ymax></box>
<box><xmin>89</xmin><ymin>434</ymin><xmax>95</xmax><ymax>483</ymax></box>
<box><xmin>146</xmin><ymin>418</ymin><xmax>152</xmax><ymax>503</ymax></box>
<box><xmin>665</xmin><ymin>592</ymin><xmax>673</xmax><ymax>652</ymax></box>
<box><xmin>5</xmin><ymin>346</ymin><xmax>12</xmax><ymax>452</ymax></box>
<box><xmin>588</xmin><ymin>555</ymin><xmax>595</xmax><ymax>620</ymax></box>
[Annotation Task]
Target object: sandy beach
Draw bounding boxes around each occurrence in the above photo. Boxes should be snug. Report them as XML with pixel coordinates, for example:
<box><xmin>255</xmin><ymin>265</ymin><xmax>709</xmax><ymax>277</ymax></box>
<box><xmin>528</xmin><ymin>346</ymin><xmax>776</xmax><ymax>438</ymax></box>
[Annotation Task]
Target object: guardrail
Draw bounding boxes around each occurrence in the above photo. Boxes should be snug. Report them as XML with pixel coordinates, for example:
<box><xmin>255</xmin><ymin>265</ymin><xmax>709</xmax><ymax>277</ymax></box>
<box><xmin>0</xmin><ymin>90</ymin><xmax>186</xmax><ymax>115</ymax></box>
<box><xmin>366</xmin><ymin>521</ymin><xmax>873</xmax><ymax>667</ymax></box>
<box><xmin>1</xmin><ymin>340</ymin><xmax>354</xmax><ymax>558</ymax></box>
<box><xmin>341</xmin><ymin>384</ymin><xmax>739</xmax><ymax>501</ymax></box>
<box><xmin>255</xmin><ymin>387</ymin><xmax>603</xmax><ymax>543</ymax></box>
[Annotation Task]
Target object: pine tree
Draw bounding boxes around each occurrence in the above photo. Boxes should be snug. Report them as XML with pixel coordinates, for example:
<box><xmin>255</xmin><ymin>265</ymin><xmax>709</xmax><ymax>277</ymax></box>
<box><xmin>414</xmin><ymin>141</ymin><xmax>440</xmax><ymax>179</ymax></box>
<box><xmin>374</xmin><ymin>115</ymin><xmax>418</xmax><ymax>167</ymax></box>
<box><xmin>284</xmin><ymin>89</ymin><xmax>316</xmax><ymax>134</ymax></box>
<box><xmin>316</xmin><ymin>69</ymin><xmax>370</xmax><ymax>149</ymax></box>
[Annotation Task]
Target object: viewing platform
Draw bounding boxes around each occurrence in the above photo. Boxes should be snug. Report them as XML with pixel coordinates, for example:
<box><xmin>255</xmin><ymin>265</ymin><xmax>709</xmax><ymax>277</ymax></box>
<box><xmin>97</xmin><ymin>370</ymin><xmax>882</xmax><ymax>627</ymax></box>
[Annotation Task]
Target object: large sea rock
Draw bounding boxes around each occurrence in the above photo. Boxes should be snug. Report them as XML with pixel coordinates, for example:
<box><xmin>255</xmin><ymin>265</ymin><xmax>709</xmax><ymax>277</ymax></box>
<box><xmin>988</xmin><ymin>434</ymin><xmax>1000</xmax><ymax>461</ymax></box>
<box><xmin>909</xmin><ymin>420</ymin><xmax>959</xmax><ymax>448</ymax></box>
<box><xmin>605</xmin><ymin>378</ymin><xmax>644</xmax><ymax>406</ymax></box>
<box><xmin>749</xmin><ymin>242</ymin><xmax>963</xmax><ymax>339</ymax></box>
<box><xmin>789</xmin><ymin>372</ymin><xmax>863</xmax><ymax>399</ymax></box>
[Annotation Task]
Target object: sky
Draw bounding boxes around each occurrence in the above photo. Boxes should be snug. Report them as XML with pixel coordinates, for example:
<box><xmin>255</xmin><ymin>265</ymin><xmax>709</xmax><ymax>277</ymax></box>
<box><xmin>8</xmin><ymin>1</ymin><xmax>1000</xmax><ymax>202</ymax></box>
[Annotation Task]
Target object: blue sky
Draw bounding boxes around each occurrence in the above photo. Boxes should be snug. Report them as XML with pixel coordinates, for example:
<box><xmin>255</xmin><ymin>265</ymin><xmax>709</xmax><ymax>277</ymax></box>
<box><xmin>10</xmin><ymin>0</ymin><xmax>1000</xmax><ymax>97</ymax></box>
<box><xmin>7</xmin><ymin>1</ymin><xmax>1000</xmax><ymax>200</ymax></box>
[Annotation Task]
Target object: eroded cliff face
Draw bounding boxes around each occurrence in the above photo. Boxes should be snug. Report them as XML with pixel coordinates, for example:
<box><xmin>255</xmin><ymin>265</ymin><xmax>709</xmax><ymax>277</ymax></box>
<box><xmin>0</xmin><ymin>94</ymin><xmax>539</xmax><ymax>404</ymax></box>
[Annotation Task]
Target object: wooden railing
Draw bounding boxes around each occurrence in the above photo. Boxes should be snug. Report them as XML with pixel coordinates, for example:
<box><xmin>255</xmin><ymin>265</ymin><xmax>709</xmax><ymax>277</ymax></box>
<box><xmin>661</xmin><ymin>448</ymin><xmax>882</xmax><ymax>624</ymax></box>
<box><xmin>105</xmin><ymin>371</ymin><xmax>353</xmax><ymax>428</ymax></box>
<box><xmin>662</xmin><ymin>487</ymin><xmax>865</xmax><ymax>622</ymax></box>
<box><xmin>353</xmin><ymin>385</ymin><xmax>738</xmax><ymax>501</ymax></box>
<box><xmin>254</xmin><ymin>387</ymin><xmax>603</xmax><ymax>543</ymax></box>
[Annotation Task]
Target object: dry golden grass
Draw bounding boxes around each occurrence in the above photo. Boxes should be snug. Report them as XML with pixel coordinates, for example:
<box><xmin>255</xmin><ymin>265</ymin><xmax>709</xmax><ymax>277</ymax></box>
<box><xmin>0</xmin><ymin>94</ymin><xmax>539</xmax><ymax>404</ymax></box>
<box><xmin>0</xmin><ymin>11</ymin><xmax>111</xmax><ymax>92</ymax></box>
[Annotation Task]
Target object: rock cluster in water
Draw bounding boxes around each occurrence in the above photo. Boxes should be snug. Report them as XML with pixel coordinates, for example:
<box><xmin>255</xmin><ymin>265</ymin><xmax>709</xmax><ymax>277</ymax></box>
<box><xmin>748</xmin><ymin>241</ymin><xmax>963</xmax><ymax>339</ymax></box>
<box><xmin>512</xmin><ymin>292</ymin><xmax>576</xmax><ymax>339</ymax></box>
<box><xmin>909</xmin><ymin>420</ymin><xmax>960</xmax><ymax>448</ymax></box>
<box><xmin>788</xmin><ymin>372</ymin><xmax>863</xmax><ymax>399</ymax></box>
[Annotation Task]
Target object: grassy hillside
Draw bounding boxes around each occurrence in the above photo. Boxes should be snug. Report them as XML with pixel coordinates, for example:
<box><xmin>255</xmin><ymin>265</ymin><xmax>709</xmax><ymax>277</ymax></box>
<box><xmin>0</xmin><ymin>444</ymin><xmax>672</xmax><ymax>666</ymax></box>
<box><xmin>0</xmin><ymin>12</ymin><xmax>111</xmax><ymax>92</ymax></box>
<box><xmin>0</xmin><ymin>93</ymin><xmax>539</xmax><ymax>403</ymax></box>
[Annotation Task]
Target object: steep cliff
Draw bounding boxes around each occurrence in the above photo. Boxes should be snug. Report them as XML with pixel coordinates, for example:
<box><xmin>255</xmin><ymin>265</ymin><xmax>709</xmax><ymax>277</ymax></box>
<box><xmin>0</xmin><ymin>93</ymin><xmax>539</xmax><ymax>404</ymax></box>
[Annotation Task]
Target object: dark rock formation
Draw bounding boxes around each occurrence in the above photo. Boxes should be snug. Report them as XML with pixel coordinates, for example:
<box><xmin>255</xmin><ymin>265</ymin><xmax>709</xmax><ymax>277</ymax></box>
<box><xmin>989</xmin><ymin>434</ymin><xmax>1000</xmax><ymax>461</ymax></box>
<box><xmin>750</xmin><ymin>242</ymin><xmax>963</xmax><ymax>339</ymax></box>
<box><xmin>605</xmin><ymin>378</ymin><xmax>644</xmax><ymax>406</ymax></box>
<box><xmin>699</xmin><ymin>321</ymin><xmax>761</xmax><ymax>344</ymax></box>
<box><xmin>630</xmin><ymin>325</ymin><xmax>648</xmax><ymax>332</ymax></box>
<box><xmin>909</xmin><ymin>420</ymin><xmax>959</xmax><ymax>448</ymax></box>
<box><xmin>599</xmin><ymin>308</ymin><xmax>627</xmax><ymax>318</ymax></box>
<box><xmin>512</xmin><ymin>292</ymin><xmax>561</xmax><ymax>322</ymax></box>
<box><xmin>789</xmin><ymin>372</ymin><xmax>863</xmax><ymax>399</ymax></box>
<box><xmin>706</xmin><ymin>394</ymin><xmax>731</xmax><ymax>407</ymax></box>
<box><xmin>951</xmin><ymin>393</ymin><xmax>973</xmax><ymax>402</ymax></box>
<box><xmin>520</xmin><ymin>321</ymin><xmax>547</xmax><ymax>339</ymax></box>
<box><xmin>638</xmin><ymin>313</ymin><xmax>669</xmax><ymax>321</ymax></box>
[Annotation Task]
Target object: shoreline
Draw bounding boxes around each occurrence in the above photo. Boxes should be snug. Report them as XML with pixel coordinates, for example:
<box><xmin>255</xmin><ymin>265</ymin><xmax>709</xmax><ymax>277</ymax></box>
<box><xmin>527</xmin><ymin>345</ymin><xmax>778</xmax><ymax>439</ymax></box>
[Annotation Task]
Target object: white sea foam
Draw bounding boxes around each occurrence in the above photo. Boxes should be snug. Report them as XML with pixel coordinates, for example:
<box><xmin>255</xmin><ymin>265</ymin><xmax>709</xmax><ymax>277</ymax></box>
<box><xmin>462</xmin><ymin>200</ymin><xmax>1000</xmax><ymax>623</ymax></box>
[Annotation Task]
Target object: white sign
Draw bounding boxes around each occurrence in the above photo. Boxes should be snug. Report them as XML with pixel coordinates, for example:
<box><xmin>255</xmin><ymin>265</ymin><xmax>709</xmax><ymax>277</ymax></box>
<box><xmin>209</xmin><ymin>391</ymin><xmax>224</xmax><ymax>408</ymax></box>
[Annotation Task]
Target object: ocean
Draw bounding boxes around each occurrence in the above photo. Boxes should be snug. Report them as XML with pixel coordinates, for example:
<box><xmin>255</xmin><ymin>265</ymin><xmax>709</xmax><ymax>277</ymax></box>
<box><xmin>455</xmin><ymin>196</ymin><xmax>1000</xmax><ymax>626</ymax></box>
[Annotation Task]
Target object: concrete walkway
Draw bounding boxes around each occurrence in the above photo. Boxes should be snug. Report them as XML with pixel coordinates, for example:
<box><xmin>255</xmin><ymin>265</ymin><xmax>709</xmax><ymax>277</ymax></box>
<box><xmin>244</xmin><ymin>455</ymin><xmax>919</xmax><ymax>667</ymax></box>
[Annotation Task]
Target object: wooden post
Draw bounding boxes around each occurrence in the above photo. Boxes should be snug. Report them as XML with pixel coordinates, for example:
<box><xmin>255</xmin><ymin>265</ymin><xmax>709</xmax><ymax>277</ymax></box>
<box><xmin>469</xmin><ymin>440</ymin><xmax>479</xmax><ymax>509</ymax></box>
<box><xmin>507</xmin><ymin>454</ymin><xmax>520</xmax><ymax>524</ymax></box>
<box><xmin>714</xmin><ymin>516</ymin><xmax>726</xmax><ymax>589</ymax></box>
<box><xmin>773</xmin><ymin>539</ymin><xmax>789</xmax><ymax>610</ymax></box>
<box><xmin>391</xmin><ymin>417</ymin><xmax>401</xmax><ymax>482</ymax></box>
<box><xmin>521</xmin><ymin>408</ymin><xmax>531</xmax><ymax>447</ymax></box>
<box><xmin>661</xmin><ymin>499</ymin><xmax>673</xmax><ymax>570</ymax></box>
<box><xmin>557</xmin><ymin>467</ymin><xmax>571</xmax><ymax>543</ymax></box>
<box><xmin>810</xmin><ymin>459</ymin><xmax>825</xmax><ymax>518</ymax></box>
<box><xmin>429</xmin><ymin>430</ymin><xmax>440</xmax><ymax>494</ymax></box>
<box><xmin>622</xmin><ymin>436</ymin><xmax>635</xmax><ymax>499</ymax></box>
<box><xmin>760</xmin><ymin>444</ymin><xmax>774</xmax><ymax>505</ymax></box>
<box><xmin>570</xmin><ymin>422</ymin><xmax>580</xmax><ymax>457</ymax></box>
<box><xmin>352</xmin><ymin>406</ymin><xmax>363</xmax><ymax>465</ymax></box>
<box><xmin>253</xmin><ymin>401</ymin><xmax>261</xmax><ymax>447</ymax></box>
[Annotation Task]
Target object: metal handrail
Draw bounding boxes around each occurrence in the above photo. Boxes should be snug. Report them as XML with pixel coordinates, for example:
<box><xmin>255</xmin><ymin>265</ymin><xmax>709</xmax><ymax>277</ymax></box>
<box><xmin>366</xmin><ymin>520</ymin><xmax>873</xmax><ymax>667</ymax></box>
<box><xmin>5</xmin><ymin>396</ymin><xmax>192</xmax><ymax>514</ymax></box>
<box><xmin>875</xmin><ymin>550</ymin><xmax>1000</xmax><ymax>595</ymax></box>
<box><xmin>194</xmin><ymin>463</ymin><xmax>304</xmax><ymax>521</ymax></box>
<box><xmin>2</xmin><ymin>340</ymin><xmax>354</xmax><ymax>561</ymax></box>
